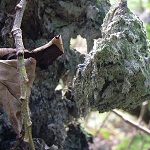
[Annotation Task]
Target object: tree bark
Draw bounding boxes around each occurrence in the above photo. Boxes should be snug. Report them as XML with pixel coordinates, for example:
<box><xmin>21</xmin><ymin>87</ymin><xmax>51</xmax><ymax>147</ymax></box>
<box><xmin>74</xmin><ymin>1</ymin><xmax>150</xmax><ymax>116</ymax></box>
<box><xmin>0</xmin><ymin>0</ymin><xmax>110</xmax><ymax>149</ymax></box>
<box><xmin>0</xmin><ymin>0</ymin><xmax>149</xmax><ymax>149</ymax></box>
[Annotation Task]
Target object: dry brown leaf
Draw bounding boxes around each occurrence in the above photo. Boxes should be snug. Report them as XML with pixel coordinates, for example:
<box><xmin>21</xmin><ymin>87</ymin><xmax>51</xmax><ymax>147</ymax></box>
<box><xmin>0</xmin><ymin>35</ymin><xmax>64</xmax><ymax>69</ymax></box>
<box><xmin>0</xmin><ymin>58</ymin><xmax>36</xmax><ymax>134</ymax></box>
<box><xmin>0</xmin><ymin>48</ymin><xmax>16</xmax><ymax>59</ymax></box>
<box><xmin>0</xmin><ymin>35</ymin><xmax>64</xmax><ymax>134</ymax></box>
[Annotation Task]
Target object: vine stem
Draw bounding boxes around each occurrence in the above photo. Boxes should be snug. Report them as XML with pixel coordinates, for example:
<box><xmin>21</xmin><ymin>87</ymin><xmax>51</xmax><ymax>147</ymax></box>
<box><xmin>11</xmin><ymin>0</ymin><xmax>35</xmax><ymax>149</ymax></box>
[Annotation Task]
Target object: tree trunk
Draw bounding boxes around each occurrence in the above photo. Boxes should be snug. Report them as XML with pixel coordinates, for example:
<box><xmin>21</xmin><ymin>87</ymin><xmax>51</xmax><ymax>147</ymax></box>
<box><xmin>0</xmin><ymin>0</ymin><xmax>149</xmax><ymax>149</ymax></box>
<box><xmin>74</xmin><ymin>1</ymin><xmax>150</xmax><ymax>116</ymax></box>
<box><xmin>0</xmin><ymin>0</ymin><xmax>110</xmax><ymax>149</ymax></box>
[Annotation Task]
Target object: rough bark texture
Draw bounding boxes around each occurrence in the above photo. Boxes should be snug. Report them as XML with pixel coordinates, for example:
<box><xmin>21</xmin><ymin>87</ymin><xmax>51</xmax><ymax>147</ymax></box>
<box><xmin>0</xmin><ymin>0</ymin><xmax>149</xmax><ymax>149</ymax></box>
<box><xmin>74</xmin><ymin>2</ymin><xmax>150</xmax><ymax>116</ymax></box>
<box><xmin>0</xmin><ymin>0</ymin><xmax>110</xmax><ymax>149</ymax></box>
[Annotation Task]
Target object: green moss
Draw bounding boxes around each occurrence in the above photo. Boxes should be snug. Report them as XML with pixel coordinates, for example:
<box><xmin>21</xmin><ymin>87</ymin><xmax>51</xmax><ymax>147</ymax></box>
<box><xmin>73</xmin><ymin>2</ymin><xmax>150</xmax><ymax>116</ymax></box>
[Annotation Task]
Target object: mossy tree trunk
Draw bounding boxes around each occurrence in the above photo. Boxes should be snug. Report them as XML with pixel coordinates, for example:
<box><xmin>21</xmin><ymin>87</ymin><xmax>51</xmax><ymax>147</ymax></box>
<box><xmin>0</xmin><ymin>0</ymin><xmax>149</xmax><ymax>149</ymax></box>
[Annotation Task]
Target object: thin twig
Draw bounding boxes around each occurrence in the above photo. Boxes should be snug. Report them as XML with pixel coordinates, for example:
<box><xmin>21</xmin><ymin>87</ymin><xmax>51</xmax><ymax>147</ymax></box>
<box><xmin>112</xmin><ymin>110</ymin><xmax>150</xmax><ymax>135</ymax></box>
<box><xmin>11</xmin><ymin>0</ymin><xmax>35</xmax><ymax>149</ymax></box>
<box><xmin>138</xmin><ymin>101</ymin><xmax>148</xmax><ymax>123</ymax></box>
<box><xmin>148</xmin><ymin>121</ymin><xmax>150</xmax><ymax>129</ymax></box>
<box><xmin>97</xmin><ymin>112</ymin><xmax>111</xmax><ymax>135</ymax></box>
<box><xmin>126</xmin><ymin>101</ymin><xmax>148</xmax><ymax>150</ymax></box>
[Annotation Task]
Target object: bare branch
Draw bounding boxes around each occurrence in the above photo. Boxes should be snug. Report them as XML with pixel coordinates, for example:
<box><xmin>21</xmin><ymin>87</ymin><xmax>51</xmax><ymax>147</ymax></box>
<box><xmin>112</xmin><ymin>110</ymin><xmax>150</xmax><ymax>135</ymax></box>
<box><xmin>12</xmin><ymin>0</ymin><xmax>35</xmax><ymax>149</ymax></box>
<box><xmin>138</xmin><ymin>101</ymin><xmax>148</xmax><ymax>123</ymax></box>
<box><xmin>12</xmin><ymin>0</ymin><xmax>27</xmax><ymax>53</ymax></box>
<box><xmin>126</xmin><ymin>101</ymin><xmax>148</xmax><ymax>149</ymax></box>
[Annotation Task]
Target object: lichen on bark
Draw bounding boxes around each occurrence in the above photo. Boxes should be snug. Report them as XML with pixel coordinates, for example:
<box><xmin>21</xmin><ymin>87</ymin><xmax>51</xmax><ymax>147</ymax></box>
<box><xmin>1</xmin><ymin>0</ymin><xmax>150</xmax><ymax>149</ymax></box>
<box><xmin>73</xmin><ymin>2</ymin><xmax>150</xmax><ymax>116</ymax></box>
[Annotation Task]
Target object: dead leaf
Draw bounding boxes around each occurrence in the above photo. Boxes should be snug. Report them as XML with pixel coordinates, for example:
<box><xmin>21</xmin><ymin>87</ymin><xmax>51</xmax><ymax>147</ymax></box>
<box><xmin>0</xmin><ymin>48</ymin><xmax>16</xmax><ymax>59</ymax></box>
<box><xmin>0</xmin><ymin>35</ymin><xmax>64</xmax><ymax>134</ymax></box>
<box><xmin>0</xmin><ymin>35</ymin><xmax>64</xmax><ymax>69</ymax></box>
<box><xmin>0</xmin><ymin>58</ymin><xmax>36</xmax><ymax>134</ymax></box>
